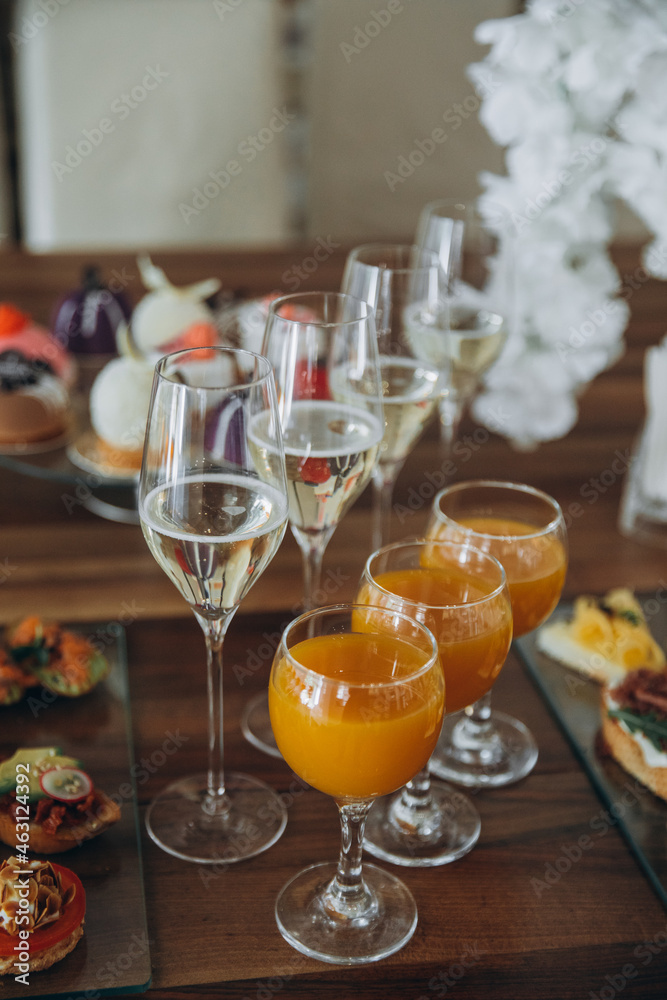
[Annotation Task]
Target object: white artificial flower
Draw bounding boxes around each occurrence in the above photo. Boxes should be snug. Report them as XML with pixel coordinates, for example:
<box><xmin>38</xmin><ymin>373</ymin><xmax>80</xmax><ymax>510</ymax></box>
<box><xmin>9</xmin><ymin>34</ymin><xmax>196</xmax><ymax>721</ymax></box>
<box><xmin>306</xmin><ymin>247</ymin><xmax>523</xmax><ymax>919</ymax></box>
<box><xmin>477</xmin><ymin>76</ymin><xmax>575</xmax><ymax>147</ymax></box>
<box><xmin>643</xmin><ymin>238</ymin><xmax>667</xmax><ymax>280</ymax></box>
<box><xmin>469</xmin><ymin>0</ymin><xmax>666</xmax><ymax>448</ymax></box>
<box><xmin>473</xmin><ymin>353</ymin><xmax>580</xmax><ymax>449</ymax></box>
<box><xmin>473</xmin><ymin>15</ymin><xmax>525</xmax><ymax>63</ymax></box>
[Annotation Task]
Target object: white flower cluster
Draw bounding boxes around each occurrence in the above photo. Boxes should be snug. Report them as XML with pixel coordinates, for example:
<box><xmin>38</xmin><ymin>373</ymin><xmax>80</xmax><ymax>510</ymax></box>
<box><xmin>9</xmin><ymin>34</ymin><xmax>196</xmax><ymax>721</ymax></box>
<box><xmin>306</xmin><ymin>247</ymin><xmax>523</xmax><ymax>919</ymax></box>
<box><xmin>468</xmin><ymin>0</ymin><xmax>667</xmax><ymax>449</ymax></box>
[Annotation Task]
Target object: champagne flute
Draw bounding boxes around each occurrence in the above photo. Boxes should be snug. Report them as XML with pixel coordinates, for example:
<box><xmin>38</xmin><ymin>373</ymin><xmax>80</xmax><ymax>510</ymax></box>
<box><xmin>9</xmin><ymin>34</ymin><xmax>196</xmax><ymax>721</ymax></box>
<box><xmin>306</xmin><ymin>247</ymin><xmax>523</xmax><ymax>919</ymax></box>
<box><xmin>241</xmin><ymin>292</ymin><xmax>384</xmax><ymax>757</ymax></box>
<box><xmin>356</xmin><ymin>539</ymin><xmax>512</xmax><ymax>865</ymax></box>
<box><xmin>269</xmin><ymin>603</ymin><xmax>444</xmax><ymax>964</ymax></box>
<box><xmin>426</xmin><ymin>480</ymin><xmax>568</xmax><ymax>786</ymax></box>
<box><xmin>415</xmin><ymin>200</ymin><xmax>511</xmax><ymax>456</ymax></box>
<box><xmin>341</xmin><ymin>244</ymin><xmax>443</xmax><ymax>550</ymax></box>
<box><xmin>138</xmin><ymin>346</ymin><xmax>289</xmax><ymax>863</ymax></box>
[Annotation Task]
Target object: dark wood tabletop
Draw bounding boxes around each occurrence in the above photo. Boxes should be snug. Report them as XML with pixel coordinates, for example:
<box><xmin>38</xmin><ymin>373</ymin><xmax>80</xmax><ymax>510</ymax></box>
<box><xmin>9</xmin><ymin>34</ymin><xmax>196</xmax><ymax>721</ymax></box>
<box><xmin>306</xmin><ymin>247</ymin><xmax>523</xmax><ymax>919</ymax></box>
<box><xmin>1</xmin><ymin>245</ymin><xmax>667</xmax><ymax>999</ymax></box>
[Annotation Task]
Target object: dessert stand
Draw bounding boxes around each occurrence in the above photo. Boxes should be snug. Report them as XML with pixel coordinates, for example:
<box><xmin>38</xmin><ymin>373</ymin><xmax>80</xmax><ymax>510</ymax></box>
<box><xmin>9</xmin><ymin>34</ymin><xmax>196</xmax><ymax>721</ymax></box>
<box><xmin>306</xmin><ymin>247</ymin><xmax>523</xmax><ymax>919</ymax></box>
<box><xmin>0</xmin><ymin>406</ymin><xmax>139</xmax><ymax>524</ymax></box>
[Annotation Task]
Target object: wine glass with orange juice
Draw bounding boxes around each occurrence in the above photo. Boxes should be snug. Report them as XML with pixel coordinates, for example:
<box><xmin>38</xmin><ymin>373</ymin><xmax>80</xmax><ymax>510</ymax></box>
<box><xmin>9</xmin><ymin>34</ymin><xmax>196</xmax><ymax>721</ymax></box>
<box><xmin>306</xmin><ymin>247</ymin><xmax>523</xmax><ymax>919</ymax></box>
<box><xmin>356</xmin><ymin>539</ymin><xmax>512</xmax><ymax>866</ymax></box>
<box><xmin>426</xmin><ymin>480</ymin><xmax>568</xmax><ymax>787</ymax></box>
<box><xmin>269</xmin><ymin>603</ymin><xmax>443</xmax><ymax>965</ymax></box>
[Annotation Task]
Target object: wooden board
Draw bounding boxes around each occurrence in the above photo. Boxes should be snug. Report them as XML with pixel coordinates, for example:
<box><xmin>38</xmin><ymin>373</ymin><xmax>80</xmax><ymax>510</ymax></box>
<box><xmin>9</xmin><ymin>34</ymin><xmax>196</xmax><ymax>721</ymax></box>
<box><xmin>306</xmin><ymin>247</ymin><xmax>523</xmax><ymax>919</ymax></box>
<box><xmin>0</xmin><ymin>626</ymin><xmax>151</xmax><ymax>999</ymax></box>
<box><xmin>516</xmin><ymin>600</ymin><xmax>667</xmax><ymax>911</ymax></box>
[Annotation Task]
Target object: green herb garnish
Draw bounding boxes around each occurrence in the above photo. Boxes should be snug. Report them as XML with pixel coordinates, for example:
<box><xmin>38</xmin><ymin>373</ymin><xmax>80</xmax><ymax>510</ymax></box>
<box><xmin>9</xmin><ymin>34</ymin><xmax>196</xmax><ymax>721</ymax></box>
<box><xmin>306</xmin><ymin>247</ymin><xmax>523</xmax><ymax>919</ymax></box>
<box><xmin>599</xmin><ymin>604</ymin><xmax>642</xmax><ymax>626</ymax></box>
<box><xmin>608</xmin><ymin>708</ymin><xmax>667</xmax><ymax>753</ymax></box>
<box><xmin>9</xmin><ymin>642</ymin><xmax>50</xmax><ymax>667</ymax></box>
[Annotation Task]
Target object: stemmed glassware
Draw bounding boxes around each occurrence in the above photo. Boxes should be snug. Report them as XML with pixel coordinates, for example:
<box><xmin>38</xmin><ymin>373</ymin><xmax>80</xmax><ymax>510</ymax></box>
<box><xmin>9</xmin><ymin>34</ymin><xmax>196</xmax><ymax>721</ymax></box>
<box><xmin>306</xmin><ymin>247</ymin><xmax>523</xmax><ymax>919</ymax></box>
<box><xmin>356</xmin><ymin>539</ymin><xmax>512</xmax><ymax>866</ymax></box>
<box><xmin>415</xmin><ymin>200</ymin><xmax>511</xmax><ymax>456</ymax></box>
<box><xmin>138</xmin><ymin>346</ymin><xmax>289</xmax><ymax>863</ymax></box>
<box><xmin>241</xmin><ymin>292</ymin><xmax>384</xmax><ymax>757</ymax></box>
<box><xmin>426</xmin><ymin>480</ymin><xmax>568</xmax><ymax>787</ymax></box>
<box><xmin>269</xmin><ymin>603</ymin><xmax>444</xmax><ymax>964</ymax></box>
<box><xmin>341</xmin><ymin>244</ymin><xmax>443</xmax><ymax>550</ymax></box>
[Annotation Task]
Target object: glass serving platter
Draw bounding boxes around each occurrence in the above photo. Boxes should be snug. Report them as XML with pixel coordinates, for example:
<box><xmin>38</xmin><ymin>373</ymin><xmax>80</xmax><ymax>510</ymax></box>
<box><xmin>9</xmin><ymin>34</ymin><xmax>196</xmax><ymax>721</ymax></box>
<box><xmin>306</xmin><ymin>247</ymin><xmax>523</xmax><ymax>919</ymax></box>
<box><xmin>516</xmin><ymin>599</ymin><xmax>667</xmax><ymax>912</ymax></box>
<box><xmin>0</xmin><ymin>624</ymin><xmax>151</xmax><ymax>998</ymax></box>
<box><xmin>0</xmin><ymin>401</ymin><xmax>139</xmax><ymax>524</ymax></box>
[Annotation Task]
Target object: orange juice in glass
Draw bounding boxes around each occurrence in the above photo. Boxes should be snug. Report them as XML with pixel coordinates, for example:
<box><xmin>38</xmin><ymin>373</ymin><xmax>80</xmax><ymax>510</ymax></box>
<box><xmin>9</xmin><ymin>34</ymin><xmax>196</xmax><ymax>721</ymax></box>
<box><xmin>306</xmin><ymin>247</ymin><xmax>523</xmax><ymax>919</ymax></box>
<box><xmin>426</xmin><ymin>480</ymin><xmax>568</xmax><ymax>787</ymax></box>
<box><xmin>270</xmin><ymin>631</ymin><xmax>444</xmax><ymax>800</ymax></box>
<box><xmin>429</xmin><ymin>516</ymin><xmax>566</xmax><ymax>637</ymax></box>
<box><xmin>355</xmin><ymin>539</ymin><xmax>511</xmax><ymax>867</ymax></box>
<box><xmin>357</xmin><ymin>563</ymin><xmax>511</xmax><ymax>713</ymax></box>
<box><xmin>269</xmin><ymin>603</ymin><xmax>442</xmax><ymax>965</ymax></box>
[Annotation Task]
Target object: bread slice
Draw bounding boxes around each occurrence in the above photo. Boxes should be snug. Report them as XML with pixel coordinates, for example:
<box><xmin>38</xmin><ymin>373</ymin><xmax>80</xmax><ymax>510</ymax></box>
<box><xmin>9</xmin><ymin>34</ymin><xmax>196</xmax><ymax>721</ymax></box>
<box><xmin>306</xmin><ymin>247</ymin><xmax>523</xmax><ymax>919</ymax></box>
<box><xmin>0</xmin><ymin>790</ymin><xmax>120</xmax><ymax>854</ymax></box>
<box><xmin>0</xmin><ymin>923</ymin><xmax>84</xmax><ymax>975</ymax></box>
<box><xmin>601</xmin><ymin>698</ymin><xmax>667</xmax><ymax>801</ymax></box>
<box><xmin>537</xmin><ymin>588</ymin><xmax>665</xmax><ymax>684</ymax></box>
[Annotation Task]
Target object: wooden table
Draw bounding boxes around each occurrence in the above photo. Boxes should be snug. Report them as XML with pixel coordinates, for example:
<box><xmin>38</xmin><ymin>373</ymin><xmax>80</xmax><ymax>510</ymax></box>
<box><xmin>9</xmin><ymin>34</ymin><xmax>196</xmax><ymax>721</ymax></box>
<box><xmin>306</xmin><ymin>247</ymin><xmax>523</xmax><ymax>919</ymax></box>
<box><xmin>1</xmin><ymin>246</ymin><xmax>667</xmax><ymax>998</ymax></box>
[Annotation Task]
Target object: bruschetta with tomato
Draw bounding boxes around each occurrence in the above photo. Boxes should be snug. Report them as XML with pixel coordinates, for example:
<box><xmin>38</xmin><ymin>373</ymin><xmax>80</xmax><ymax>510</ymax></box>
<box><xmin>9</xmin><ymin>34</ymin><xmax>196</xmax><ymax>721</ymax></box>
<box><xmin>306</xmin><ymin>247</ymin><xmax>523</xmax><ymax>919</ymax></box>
<box><xmin>0</xmin><ymin>856</ymin><xmax>85</xmax><ymax>974</ymax></box>
<box><xmin>0</xmin><ymin>747</ymin><xmax>120</xmax><ymax>854</ymax></box>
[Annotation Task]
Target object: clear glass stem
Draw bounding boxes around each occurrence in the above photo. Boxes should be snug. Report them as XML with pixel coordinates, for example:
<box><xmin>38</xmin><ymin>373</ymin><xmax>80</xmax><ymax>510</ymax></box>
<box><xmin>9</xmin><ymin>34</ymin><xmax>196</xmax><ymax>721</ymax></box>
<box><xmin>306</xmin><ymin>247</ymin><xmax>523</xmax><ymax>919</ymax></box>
<box><xmin>401</xmin><ymin>768</ymin><xmax>433</xmax><ymax>809</ymax></box>
<box><xmin>462</xmin><ymin>690</ymin><xmax>494</xmax><ymax>739</ymax></box>
<box><xmin>292</xmin><ymin>525</ymin><xmax>334</xmax><ymax>610</ymax></box>
<box><xmin>323</xmin><ymin>800</ymin><xmax>375</xmax><ymax>919</ymax></box>
<box><xmin>194</xmin><ymin>609</ymin><xmax>235</xmax><ymax>816</ymax></box>
<box><xmin>372</xmin><ymin>467</ymin><xmax>399</xmax><ymax>552</ymax></box>
<box><xmin>389</xmin><ymin>768</ymin><xmax>441</xmax><ymax>838</ymax></box>
<box><xmin>438</xmin><ymin>392</ymin><xmax>466</xmax><ymax>460</ymax></box>
<box><xmin>444</xmin><ymin>690</ymin><xmax>507</xmax><ymax>772</ymax></box>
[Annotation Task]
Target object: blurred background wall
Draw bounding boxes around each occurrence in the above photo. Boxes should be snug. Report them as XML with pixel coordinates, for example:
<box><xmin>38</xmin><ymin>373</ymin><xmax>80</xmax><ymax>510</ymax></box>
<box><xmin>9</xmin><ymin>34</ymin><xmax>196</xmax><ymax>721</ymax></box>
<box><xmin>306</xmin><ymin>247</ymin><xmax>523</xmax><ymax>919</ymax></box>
<box><xmin>0</xmin><ymin>0</ymin><xmax>644</xmax><ymax>251</ymax></box>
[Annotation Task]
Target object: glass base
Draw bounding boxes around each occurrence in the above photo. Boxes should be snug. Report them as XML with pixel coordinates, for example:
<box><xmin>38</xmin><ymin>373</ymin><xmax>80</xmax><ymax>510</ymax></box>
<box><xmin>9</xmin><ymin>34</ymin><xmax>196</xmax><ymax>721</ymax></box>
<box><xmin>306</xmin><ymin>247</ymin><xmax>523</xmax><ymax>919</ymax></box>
<box><xmin>428</xmin><ymin>710</ymin><xmax>538</xmax><ymax>788</ymax></box>
<box><xmin>618</xmin><ymin>435</ymin><xmax>667</xmax><ymax>549</ymax></box>
<box><xmin>145</xmin><ymin>771</ymin><xmax>287</xmax><ymax>864</ymax></box>
<box><xmin>275</xmin><ymin>861</ymin><xmax>417</xmax><ymax>965</ymax></box>
<box><xmin>241</xmin><ymin>690</ymin><xmax>283</xmax><ymax>759</ymax></box>
<box><xmin>363</xmin><ymin>780</ymin><xmax>480</xmax><ymax>867</ymax></box>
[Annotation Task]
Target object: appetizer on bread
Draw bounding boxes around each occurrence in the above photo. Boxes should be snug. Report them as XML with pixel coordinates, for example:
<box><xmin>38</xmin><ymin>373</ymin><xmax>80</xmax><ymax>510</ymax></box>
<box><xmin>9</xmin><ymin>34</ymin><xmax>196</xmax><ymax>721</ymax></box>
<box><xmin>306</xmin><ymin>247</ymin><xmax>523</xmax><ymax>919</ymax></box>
<box><xmin>600</xmin><ymin>668</ymin><xmax>667</xmax><ymax>801</ymax></box>
<box><xmin>3</xmin><ymin>616</ymin><xmax>109</xmax><ymax>701</ymax></box>
<box><xmin>0</xmin><ymin>856</ymin><xmax>85</xmax><ymax>976</ymax></box>
<box><xmin>0</xmin><ymin>747</ymin><xmax>120</xmax><ymax>854</ymax></box>
<box><xmin>0</xmin><ymin>649</ymin><xmax>32</xmax><ymax>707</ymax></box>
<box><xmin>536</xmin><ymin>588</ymin><xmax>665</xmax><ymax>684</ymax></box>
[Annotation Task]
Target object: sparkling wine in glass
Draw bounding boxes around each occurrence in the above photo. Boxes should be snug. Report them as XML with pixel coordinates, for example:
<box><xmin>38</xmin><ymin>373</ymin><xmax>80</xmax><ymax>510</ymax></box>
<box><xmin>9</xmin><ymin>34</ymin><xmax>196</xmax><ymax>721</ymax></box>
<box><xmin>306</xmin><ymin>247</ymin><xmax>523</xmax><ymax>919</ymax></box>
<box><xmin>270</xmin><ymin>603</ymin><xmax>444</xmax><ymax>964</ymax></box>
<box><xmin>241</xmin><ymin>292</ymin><xmax>384</xmax><ymax>757</ymax></box>
<box><xmin>426</xmin><ymin>480</ymin><xmax>568</xmax><ymax>786</ymax></box>
<box><xmin>415</xmin><ymin>200</ymin><xmax>511</xmax><ymax>456</ymax></box>
<box><xmin>341</xmin><ymin>244</ymin><xmax>443</xmax><ymax>550</ymax></box>
<box><xmin>356</xmin><ymin>539</ymin><xmax>512</xmax><ymax>865</ymax></box>
<box><xmin>138</xmin><ymin>347</ymin><xmax>289</xmax><ymax>863</ymax></box>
